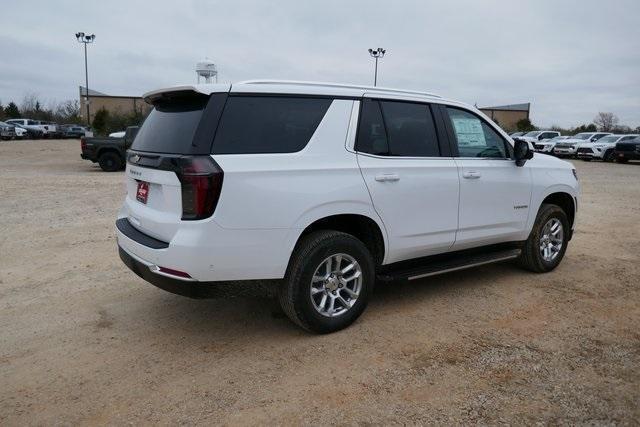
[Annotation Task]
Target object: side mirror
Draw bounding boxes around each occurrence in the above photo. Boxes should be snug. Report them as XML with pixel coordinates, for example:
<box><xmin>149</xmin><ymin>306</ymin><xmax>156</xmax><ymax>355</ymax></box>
<box><xmin>513</xmin><ymin>138</ymin><xmax>534</xmax><ymax>166</ymax></box>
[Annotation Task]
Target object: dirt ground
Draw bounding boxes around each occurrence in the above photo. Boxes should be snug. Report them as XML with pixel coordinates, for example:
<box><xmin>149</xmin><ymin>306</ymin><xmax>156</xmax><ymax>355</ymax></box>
<box><xmin>1</xmin><ymin>139</ymin><xmax>639</xmax><ymax>425</ymax></box>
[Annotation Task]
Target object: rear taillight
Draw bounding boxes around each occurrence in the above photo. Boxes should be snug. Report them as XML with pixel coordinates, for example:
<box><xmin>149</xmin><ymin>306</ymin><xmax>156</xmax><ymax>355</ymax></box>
<box><xmin>80</xmin><ymin>137</ymin><xmax>86</xmax><ymax>150</ymax></box>
<box><xmin>175</xmin><ymin>156</ymin><xmax>224</xmax><ymax>220</ymax></box>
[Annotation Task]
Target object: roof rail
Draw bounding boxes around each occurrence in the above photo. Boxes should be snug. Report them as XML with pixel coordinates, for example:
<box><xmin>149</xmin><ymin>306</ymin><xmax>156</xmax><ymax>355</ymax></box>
<box><xmin>238</xmin><ymin>80</ymin><xmax>441</xmax><ymax>98</ymax></box>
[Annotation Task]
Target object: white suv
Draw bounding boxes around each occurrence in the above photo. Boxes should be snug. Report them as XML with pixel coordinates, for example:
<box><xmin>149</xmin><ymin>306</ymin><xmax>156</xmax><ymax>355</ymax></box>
<box><xmin>116</xmin><ymin>80</ymin><xmax>580</xmax><ymax>333</ymax></box>
<box><xmin>553</xmin><ymin>132</ymin><xmax>612</xmax><ymax>157</ymax></box>
<box><xmin>576</xmin><ymin>134</ymin><xmax>639</xmax><ymax>162</ymax></box>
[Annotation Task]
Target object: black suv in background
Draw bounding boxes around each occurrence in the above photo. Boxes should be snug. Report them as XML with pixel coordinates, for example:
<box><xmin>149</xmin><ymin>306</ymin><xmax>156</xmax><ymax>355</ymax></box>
<box><xmin>614</xmin><ymin>136</ymin><xmax>640</xmax><ymax>163</ymax></box>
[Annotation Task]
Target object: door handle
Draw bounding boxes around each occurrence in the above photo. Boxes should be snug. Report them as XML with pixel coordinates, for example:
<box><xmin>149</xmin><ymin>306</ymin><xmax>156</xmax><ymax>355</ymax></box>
<box><xmin>375</xmin><ymin>173</ymin><xmax>400</xmax><ymax>182</ymax></box>
<box><xmin>462</xmin><ymin>171</ymin><xmax>481</xmax><ymax>179</ymax></box>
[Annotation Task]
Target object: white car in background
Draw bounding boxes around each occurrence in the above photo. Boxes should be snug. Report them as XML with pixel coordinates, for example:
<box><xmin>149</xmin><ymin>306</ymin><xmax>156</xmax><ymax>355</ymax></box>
<box><xmin>519</xmin><ymin>131</ymin><xmax>561</xmax><ymax>151</ymax></box>
<box><xmin>553</xmin><ymin>132</ymin><xmax>612</xmax><ymax>157</ymax></box>
<box><xmin>576</xmin><ymin>134</ymin><xmax>639</xmax><ymax>162</ymax></box>
<box><xmin>533</xmin><ymin>135</ymin><xmax>571</xmax><ymax>154</ymax></box>
<box><xmin>5</xmin><ymin>119</ymin><xmax>45</xmax><ymax>138</ymax></box>
<box><xmin>109</xmin><ymin>130</ymin><xmax>126</xmax><ymax>138</ymax></box>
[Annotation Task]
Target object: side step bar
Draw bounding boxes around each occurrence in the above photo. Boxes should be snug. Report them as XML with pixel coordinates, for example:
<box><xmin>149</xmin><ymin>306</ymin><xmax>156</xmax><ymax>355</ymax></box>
<box><xmin>377</xmin><ymin>248</ymin><xmax>521</xmax><ymax>282</ymax></box>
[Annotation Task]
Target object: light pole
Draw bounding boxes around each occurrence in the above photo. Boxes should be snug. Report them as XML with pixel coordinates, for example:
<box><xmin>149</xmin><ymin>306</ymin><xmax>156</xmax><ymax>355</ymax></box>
<box><xmin>367</xmin><ymin>47</ymin><xmax>386</xmax><ymax>86</ymax></box>
<box><xmin>75</xmin><ymin>32</ymin><xmax>96</xmax><ymax>126</ymax></box>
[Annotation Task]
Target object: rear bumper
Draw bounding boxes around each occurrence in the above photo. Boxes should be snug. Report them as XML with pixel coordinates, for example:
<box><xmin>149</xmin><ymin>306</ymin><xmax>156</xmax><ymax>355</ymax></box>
<box><xmin>81</xmin><ymin>153</ymin><xmax>97</xmax><ymax>162</ymax></box>
<box><xmin>118</xmin><ymin>245</ymin><xmax>278</xmax><ymax>298</ymax></box>
<box><xmin>115</xmin><ymin>214</ymin><xmax>295</xmax><ymax>282</ymax></box>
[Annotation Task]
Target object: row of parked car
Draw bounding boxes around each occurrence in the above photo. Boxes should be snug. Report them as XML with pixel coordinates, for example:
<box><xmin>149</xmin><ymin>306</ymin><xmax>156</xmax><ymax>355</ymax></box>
<box><xmin>0</xmin><ymin>118</ymin><xmax>93</xmax><ymax>140</ymax></box>
<box><xmin>510</xmin><ymin>131</ymin><xmax>640</xmax><ymax>163</ymax></box>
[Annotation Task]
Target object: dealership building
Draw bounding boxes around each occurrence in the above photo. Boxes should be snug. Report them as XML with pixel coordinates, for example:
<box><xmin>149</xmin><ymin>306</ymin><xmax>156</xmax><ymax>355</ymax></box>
<box><xmin>479</xmin><ymin>103</ymin><xmax>531</xmax><ymax>131</ymax></box>
<box><xmin>79</xmin><ymin>86</ymin><xmax>151</xmax><ymax>124</ymax></box>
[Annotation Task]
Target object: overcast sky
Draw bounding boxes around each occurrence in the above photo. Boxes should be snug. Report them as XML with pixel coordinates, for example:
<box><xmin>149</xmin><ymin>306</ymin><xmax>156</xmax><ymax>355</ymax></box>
<box><xmin>2</xmin><ymin>0</ymin><xmax>639</xmax><ymax>127</ymax></box>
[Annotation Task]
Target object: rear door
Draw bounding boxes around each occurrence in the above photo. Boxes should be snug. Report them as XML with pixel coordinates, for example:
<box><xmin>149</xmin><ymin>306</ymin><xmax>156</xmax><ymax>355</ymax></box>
<box><xmin>356</xmin><ymin>97</ymin><xmax>459</xmax><ymax>263</ymax></box>
<box><xmin>441</xmin><ymin>106</ymin><xmax>532</xmax><ymax>249</ymax></box>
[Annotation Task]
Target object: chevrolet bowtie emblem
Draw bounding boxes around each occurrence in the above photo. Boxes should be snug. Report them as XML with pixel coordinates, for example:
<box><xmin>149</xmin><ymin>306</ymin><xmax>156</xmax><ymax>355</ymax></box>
<box><xmin>130</xmin><ymin>154</ymin><xmax>140</xmax><ymax>163</ymax></box>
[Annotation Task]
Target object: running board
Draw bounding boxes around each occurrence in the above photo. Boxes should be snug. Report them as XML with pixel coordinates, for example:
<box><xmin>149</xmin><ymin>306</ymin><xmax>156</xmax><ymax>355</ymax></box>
<box><xmin>377</xmin><ymin>248</ymin><xmax>521</xmax><ymax>282</ymax></box>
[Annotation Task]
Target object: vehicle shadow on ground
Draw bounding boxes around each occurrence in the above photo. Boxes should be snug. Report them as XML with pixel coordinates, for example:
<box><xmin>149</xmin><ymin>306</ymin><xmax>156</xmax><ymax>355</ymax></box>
<box><xmin>126</xmin><ymin>261</ymin><xmax>526</xmax><ymax>340</ymax></box>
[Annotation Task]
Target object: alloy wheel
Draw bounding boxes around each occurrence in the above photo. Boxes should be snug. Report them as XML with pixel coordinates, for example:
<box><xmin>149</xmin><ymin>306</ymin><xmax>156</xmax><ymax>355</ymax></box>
<box><xmin>310</xmin><ymin>253</ymin><xmax>362</xmax><ymax>317</ymax></box>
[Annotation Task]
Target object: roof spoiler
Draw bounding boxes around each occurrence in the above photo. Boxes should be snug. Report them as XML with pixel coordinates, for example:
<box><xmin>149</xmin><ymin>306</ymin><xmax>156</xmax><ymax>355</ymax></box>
<box><xmin>142</xmin><ymin>84</ymin><xmax>231</xmax><ymax>104</ymax></box>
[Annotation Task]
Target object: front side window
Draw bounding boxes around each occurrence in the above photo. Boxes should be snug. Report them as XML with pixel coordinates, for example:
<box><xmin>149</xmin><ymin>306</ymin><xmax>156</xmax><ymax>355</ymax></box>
<box><xmin>355</xmin><ymin>99</ymin><xmax>440</xmax><ymax>157</ymax></box>
<box><xmin>212</xmin><ymin>96</ymin><xmax>332</xmax><ymax>154</ymax></box>
<box><xmin>446</xmin><ymin>107</ymin><xmax>509</xmax><ymax>158</ymax></box>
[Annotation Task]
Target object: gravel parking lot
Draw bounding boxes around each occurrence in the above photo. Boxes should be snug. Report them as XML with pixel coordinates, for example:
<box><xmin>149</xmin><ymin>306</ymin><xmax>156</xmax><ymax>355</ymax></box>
<box><xmin>1</xmin><ymin>139</ymin><xmax>639</xmax><ymax>425</ymax></box>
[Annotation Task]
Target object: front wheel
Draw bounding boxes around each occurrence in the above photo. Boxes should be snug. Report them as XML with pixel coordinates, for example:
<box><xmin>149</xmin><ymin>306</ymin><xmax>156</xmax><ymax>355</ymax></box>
<box><xmin>278</xmin><ymin>230</ymin><xmax>375</xmax><ymax>333</ymax></box>
<box><xmin>518</xmin><ymin>204</ymin><xmax>570</xmax><ymax>273</ymax></box>
<box><xmin>604</xmin><ymin>150</ymin><xmax>616</xmax><ymax>162</ymax></box>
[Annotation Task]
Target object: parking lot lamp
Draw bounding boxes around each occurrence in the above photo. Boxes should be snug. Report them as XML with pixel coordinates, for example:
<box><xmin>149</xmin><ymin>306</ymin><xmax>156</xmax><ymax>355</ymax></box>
<box><xmin>367</xmin><ymin>48</ymin><xmax>386</xmax><ymax>86</ymax></box>
<box><xmin>75</xmin><ymin>32</ymin><xmax>96</xmax><ymax>126</ymax></box>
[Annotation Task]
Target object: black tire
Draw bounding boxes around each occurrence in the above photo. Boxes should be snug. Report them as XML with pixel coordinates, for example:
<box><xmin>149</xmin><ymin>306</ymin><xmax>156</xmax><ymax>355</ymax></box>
<box><xmin>518</xmin><ymin>204</ymin><xmax>570</xmax><ymax>273</ymax></box>
<box><xmin>581</xmin><ymin>158</ymin><xmax>591</xmax><ymax>161</ymax></box>
<box><xmin>98</xmin><ymin>152</ymin><xmax>123</xmax><ymax>172</ymax></box>
<box><xmin>604</xmin><ymin>150</ymin><xmax>615</xmax><ymax>162</ymax></box>
<box><xmin>617</xmin><ymin>158</ymin><xmax>628</xmax><ymax>164</ymax></box>
<box><xmin>278</xmin><ymin>230</ymin><xmax>375</xmax><ymax>333</ymax></box>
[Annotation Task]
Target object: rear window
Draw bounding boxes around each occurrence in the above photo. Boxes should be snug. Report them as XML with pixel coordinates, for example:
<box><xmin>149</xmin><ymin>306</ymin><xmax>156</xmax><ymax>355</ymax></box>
<box><xmin>132</xmin><ymin>94</ymin><xmax>209</xmax><ymax>154</ymax></box>
<box><xmin>211</xmin><ymin>96</ymin><xmax>332</xmax><ymax>154</ymax></box>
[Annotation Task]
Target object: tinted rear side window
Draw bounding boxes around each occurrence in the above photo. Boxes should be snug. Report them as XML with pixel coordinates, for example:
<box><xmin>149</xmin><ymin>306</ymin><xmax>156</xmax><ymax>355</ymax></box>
<box><xmin>355</xmin><ymin>99</ymin><xmax>388</xmax><ymax>155</ymax></box>
<box><xmin>212</xmin><ymin>96</ymin><xmax>331</xmax><ymax>154</ymax></box>
<box><xmin>380</xmin><ymin>101</ymin><xmax>439</xmax><ymax>156</ymax></box>
<box><xmin>356</xmin><ymin>99</ymin><xmax>440</xmax><ymax>157</ymax></box>
<box><xmin>132</xmin><ymin>94</ymin><xmax>209</xmax><ymax>154</ymax></box>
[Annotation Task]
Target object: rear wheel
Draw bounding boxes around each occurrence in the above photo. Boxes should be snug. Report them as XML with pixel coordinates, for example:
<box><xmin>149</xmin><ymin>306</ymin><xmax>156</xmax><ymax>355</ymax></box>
<box><xmin>518</xmin><ymin>204</ymin><xmax>569</xmax><ymax>273</ymax></box>
<box><xmin>278</xmin><ymin>230</ymin><xmax>375</xmax><ymax>333</ymax></box>
<box><xmin>98</xmin><ymin>152</ymin><xmax>123</xmax><ymax>172</ymax></box>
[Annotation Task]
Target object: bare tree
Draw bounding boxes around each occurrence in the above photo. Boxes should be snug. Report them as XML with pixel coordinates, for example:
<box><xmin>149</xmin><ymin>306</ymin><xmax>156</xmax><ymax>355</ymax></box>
<box><xmin>54</xmin><ymin>100</ymin><xmax>81</xmax><ymax>122</ymax></box>
<box><xmin>594</xmin><ymin>112</ymin><xmax>619</xmax><ymax>132</ymax></box>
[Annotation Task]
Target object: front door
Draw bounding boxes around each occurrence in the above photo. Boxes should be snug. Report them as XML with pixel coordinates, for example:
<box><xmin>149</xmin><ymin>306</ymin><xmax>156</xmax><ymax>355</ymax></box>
<box><xmin>442</xmin><ymin>106</ymin><xmax>532</xmax><ymax>249</ymax></box>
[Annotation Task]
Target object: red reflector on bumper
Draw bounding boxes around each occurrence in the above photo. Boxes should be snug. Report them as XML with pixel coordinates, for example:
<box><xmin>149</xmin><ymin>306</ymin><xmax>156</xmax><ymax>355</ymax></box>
<box><xmin>157</xmin><ymin>266</ymin><xmax>192</xmax><ymax>279</ymax></box>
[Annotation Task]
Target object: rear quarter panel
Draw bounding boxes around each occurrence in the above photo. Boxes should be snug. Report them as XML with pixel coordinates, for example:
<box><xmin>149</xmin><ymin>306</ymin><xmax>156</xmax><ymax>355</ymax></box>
<box><xmin>210</xmin><ymin>99</ymin><xmax>387</xmax><ymax>257</ymax></box>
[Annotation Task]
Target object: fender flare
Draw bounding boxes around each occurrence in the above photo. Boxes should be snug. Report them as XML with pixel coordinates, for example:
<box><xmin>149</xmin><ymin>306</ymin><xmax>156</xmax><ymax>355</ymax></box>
<box><xmin>527</xmin><ymin>184</ymin><xmax>578</xmax><ymax>233</ymax></box>
<box><xmin>283</xmin><ymin>201</ymin><xmax>390</xmax><ymax>264</ymax></box>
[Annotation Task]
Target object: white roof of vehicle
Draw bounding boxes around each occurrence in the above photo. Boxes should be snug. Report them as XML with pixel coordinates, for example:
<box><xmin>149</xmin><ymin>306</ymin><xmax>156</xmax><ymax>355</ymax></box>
<box><xmin>143</xmin><ymin>80</ymin><xmax>453</xmax><ymax>104</ymax></box>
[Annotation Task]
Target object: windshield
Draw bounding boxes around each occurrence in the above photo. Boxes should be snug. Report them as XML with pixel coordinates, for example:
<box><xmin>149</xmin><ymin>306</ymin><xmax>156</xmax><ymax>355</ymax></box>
<box><xmin>596</xmin><ymin>136</ymin><xmax>618</xmax><ymax>144</ymax></box>
<box><xmin>523</xmin><ymin>131</ymin><xmax>542</xmax><ymax>137</ymax></box>
<box><xmin>572</xmin><ymin>133</ymin><xmax>593</xmax><ymax>140</ymax></box>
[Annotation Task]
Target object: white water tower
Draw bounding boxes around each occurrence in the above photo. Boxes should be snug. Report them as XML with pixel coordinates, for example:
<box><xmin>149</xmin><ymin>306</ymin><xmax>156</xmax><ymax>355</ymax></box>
<box><xmin>196</xmin><ymin>59</ymin><xmax>218</xmax><ymax>83</ymax></box>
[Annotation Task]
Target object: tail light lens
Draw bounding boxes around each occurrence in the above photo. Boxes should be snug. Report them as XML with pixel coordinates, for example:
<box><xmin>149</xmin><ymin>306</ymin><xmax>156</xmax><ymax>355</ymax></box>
<box><xmin>80</xmin><ymin>137</ymin><xmax>86</xmax><ymax>150</ymax></box>
<box><xmin>175</xmin><ymin>156</ymin><xmax>224</xmax><ymax>220</ymax></box>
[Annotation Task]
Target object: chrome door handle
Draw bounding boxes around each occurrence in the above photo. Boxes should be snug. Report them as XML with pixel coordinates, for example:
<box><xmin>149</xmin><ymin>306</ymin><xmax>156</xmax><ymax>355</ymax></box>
<box><xmin>462</xmin><ymin>171</ymin><xmax>481</xmax><ymax>179</ymax></box>
<box><xmin>375</xmin><ymin>173</ymin><xmax>400</xmax><ymax>182</ymax></box>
